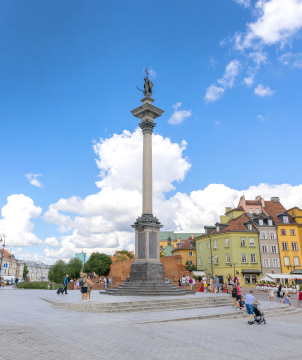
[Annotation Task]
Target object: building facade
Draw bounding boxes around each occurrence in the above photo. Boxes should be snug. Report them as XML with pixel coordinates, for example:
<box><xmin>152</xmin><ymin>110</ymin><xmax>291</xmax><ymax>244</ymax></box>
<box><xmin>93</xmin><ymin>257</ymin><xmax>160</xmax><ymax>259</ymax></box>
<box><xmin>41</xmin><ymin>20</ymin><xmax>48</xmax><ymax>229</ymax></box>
<box><xmin>21</xmin><ymin>261</ymin><xmax>50</xmax><ymax>281</ymax></box>
<box><xmin>171</xmin><ymin>235</ymin><xmax>196</xmax><ymax>267</ymax></box>
<box><xmin>159</xmin><ymin>232</ymin><xmax>202</xmax><ymax>256</ymax></box>
<box><xmin>196</xmin><ymin>214</ymin><xmax>262</xmax><ymax>285</ymax></box>
<box><xmin>0</xmin><ymin>250</ymin><xmax>24</xmax><ymax>279</ymax></box>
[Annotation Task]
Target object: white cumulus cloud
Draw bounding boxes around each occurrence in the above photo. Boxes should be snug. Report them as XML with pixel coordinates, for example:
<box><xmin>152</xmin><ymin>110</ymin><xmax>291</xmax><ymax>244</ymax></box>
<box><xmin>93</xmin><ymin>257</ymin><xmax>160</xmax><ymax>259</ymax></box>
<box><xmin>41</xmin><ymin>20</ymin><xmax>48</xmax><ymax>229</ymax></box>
<box><xmin>234</xmin><ymin>0</ymin><xmax>250</xmax><ymax>7</ymax></box>
<box><xmin>168</xmin><ymin>103</ymin><xmax>192</xmax><ymax>125</ymax></box>
<box><xmin>254</xmin><ymin>84</ymin><xmax>275</xmax><ymax>96</ymax></box>
<box><xmin>0</xmin><ymin>194</ymin><xmax>43</xmax><ymax>247</ymax></box>
<box><xmin>45</xmin><ymin>236</ymin><xmax>60</xmax><ymax>247</ymax></box>
<box><xmin>25</xmin><ymin>173</ymin><xmax>43</xmax><ymax>188</ymax></box>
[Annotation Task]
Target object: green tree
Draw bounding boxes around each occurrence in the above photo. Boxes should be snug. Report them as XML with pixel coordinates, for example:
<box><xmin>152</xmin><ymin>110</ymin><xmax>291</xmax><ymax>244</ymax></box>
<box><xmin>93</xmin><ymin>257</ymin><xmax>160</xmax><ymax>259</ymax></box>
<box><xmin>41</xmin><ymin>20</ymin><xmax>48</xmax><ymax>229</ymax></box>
<box><xmin>184</xmin><ymin>260</ymin><xmax>196</xmax><ymax>272</ymax></box>
<box><xmin>83</xmin><ymin>252</ymin><xmax>112</xmax><ymax>276</ymax></box>
<box><xmin>67</xmin><ymin>258</ymin><xmax>83</xmax><ymax>279</ymax></box>
<box><xmin>48</xmin><ymin>260</ymin><xmax>67</xmax><ymax>284</ymax></box>
<box><xmin>23</xmin><ymin>264</ymin><xmax>29</xmax><ymax>280</ymax></box>
<box><xmin>115</xmin><ymin>250</ymin><xmax>134</xmax><ymax>259</ymax></box>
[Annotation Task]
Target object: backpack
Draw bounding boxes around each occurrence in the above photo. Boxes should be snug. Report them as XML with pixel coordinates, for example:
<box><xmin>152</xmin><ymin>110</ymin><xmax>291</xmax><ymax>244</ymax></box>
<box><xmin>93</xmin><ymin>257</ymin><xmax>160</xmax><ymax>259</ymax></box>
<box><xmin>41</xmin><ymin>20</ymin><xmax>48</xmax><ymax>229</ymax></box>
<box><xmin>232</xmin><ymin>287</ymin><xmax>237</xmax><ymax>296</ymax></box>
<box><xmin>79</xmin><ymin>278</ymin><xmax>83</xmax><ymax>286</ymax></box>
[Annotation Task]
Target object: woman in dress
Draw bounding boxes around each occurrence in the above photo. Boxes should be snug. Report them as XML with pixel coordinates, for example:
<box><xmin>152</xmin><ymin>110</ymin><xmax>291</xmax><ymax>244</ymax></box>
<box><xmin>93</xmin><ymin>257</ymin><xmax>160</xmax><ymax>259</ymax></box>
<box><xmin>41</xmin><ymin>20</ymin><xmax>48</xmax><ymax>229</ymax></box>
<box><xmin>81</xmin><ymin>274</ymin><xmax>88</xmax><ymax>302</ymax></box>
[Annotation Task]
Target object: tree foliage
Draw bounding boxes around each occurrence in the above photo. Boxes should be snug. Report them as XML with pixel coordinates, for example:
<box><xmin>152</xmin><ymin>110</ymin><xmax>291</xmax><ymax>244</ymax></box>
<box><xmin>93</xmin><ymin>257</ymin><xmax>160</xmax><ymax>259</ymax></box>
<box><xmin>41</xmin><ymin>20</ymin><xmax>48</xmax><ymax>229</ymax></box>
<box><xmin>23</xmin><ymin>264</ymin><xmax>29</xmax><ymax>280</ymax></box>
<box><xmin>83</xmin><ymin>252</ymin><xmax>112</xmax><ymax>276</ymax></box>
<box><xmin>67</xmin><ymin>257</ymin><xmax>82</xmax><ymax>279</ymax></box>
<box><xmin>115</xmin><ymin>250</ymin><xmax>134</xmax><ymax>259</ymax></box>
<box><xmin>185</xmin><ymin>260</ymin><xmax>196</xmax><ymax>272</ymax></box>
<box><xmin>48</xmin><ymin>260</ymin><xmax>67</xmax><ymax>284</ymax></box>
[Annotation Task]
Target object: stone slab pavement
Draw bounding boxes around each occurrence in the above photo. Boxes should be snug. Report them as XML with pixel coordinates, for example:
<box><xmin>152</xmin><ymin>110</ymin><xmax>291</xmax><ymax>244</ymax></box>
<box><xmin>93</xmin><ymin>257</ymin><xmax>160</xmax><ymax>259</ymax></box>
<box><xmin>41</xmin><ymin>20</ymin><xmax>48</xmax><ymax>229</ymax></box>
<box><xmin>0</xmin><ymin>289</ymin><xmax>302</xmax><ymax>360</ymax></box>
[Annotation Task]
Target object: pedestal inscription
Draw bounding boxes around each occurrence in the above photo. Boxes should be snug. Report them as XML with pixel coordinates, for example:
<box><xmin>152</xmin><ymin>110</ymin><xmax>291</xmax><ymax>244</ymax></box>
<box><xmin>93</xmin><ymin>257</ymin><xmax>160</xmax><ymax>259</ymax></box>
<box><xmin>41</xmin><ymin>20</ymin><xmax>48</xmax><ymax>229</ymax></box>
<box><xmin>138</xmin><ymin>232</ymin><xmax>146</xmax><ymax>259</ymax></box>
<box><xmin>149</xmin><ymin>232</ymin><xmax>157</xmax><ymax>259</ymax></box>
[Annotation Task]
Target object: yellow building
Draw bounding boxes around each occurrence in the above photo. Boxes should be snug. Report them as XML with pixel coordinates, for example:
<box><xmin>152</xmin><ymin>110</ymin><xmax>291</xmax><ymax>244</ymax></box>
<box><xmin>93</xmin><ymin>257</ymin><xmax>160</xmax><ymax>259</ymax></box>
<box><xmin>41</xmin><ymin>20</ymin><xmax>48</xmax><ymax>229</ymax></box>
<box><xmin>159</xmin><ymin>232</ymin><xmax>202</xmax><ymax>257</ymax></box>
<box><xmin>274</xmin><ymin>211</ymin><xmax>302</xmax><ymax>274</ymax></box>
<box><xmin>171</xmin><ymin>235</ymin><xmax>196</xmax><ymax>267</ymax></box>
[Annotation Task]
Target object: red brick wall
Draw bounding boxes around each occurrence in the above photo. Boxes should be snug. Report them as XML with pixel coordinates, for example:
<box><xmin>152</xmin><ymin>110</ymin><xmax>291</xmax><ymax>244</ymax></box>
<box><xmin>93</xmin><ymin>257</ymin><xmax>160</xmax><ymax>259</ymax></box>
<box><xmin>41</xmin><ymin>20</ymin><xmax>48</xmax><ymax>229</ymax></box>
<box><xmin>109</xmin><ymin>256</ymin><xmax>190</xmax><ymax>284</ymax></box>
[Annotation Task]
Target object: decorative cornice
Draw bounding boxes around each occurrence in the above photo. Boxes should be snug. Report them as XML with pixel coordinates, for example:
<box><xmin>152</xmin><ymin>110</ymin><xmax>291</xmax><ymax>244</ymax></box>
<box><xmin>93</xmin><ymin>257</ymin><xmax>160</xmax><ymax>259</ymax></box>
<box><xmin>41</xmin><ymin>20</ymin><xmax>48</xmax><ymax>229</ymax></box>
<box><xmin>132</xmin><ymin>213</ymin><xmax>163</xmax><ymax>231</ymax></box>
<box><xmin>139</xmin><ymin>120</ymin><xmax>156</xmax><ymax>134</ymax></box>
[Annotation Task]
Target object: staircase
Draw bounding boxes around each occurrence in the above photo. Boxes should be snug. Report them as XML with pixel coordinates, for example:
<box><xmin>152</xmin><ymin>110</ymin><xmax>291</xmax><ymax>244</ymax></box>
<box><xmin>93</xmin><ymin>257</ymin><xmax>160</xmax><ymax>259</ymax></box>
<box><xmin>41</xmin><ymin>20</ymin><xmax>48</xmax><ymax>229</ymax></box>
<box><xmin>104</xmin><ymin>282</ymin><xmax>191</xmax><ymax>296</ymax></box>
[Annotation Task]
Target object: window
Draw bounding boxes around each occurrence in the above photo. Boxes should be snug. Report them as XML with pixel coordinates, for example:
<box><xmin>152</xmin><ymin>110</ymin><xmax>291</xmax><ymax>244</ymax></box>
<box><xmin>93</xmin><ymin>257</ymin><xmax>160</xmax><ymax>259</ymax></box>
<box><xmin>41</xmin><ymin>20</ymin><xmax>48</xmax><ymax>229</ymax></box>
<box><xmin>198</xmin><ymin>243</ymin><xmax>201</xmax><ymax>252</ymax></box>
<box><xmin>273</xmin><ymin>258</ymin><xmax>279</xmax><ymax>267</ymax></box>
<box><xmin>199</xmin><ymin>257</ymin><xmax>201</xmax><ymax>265</ymax></box>
<box><xmin>226</xmin><ymin>254</ymin><xmax>230</xmax><ymax>263</ymax></box>
<box><xmin>271</xmin><ymin>245</ymin><xmax>277</xmax><ymax>253</ymax></box>
<box><xmin>263</xmin><ymin>259</ymin><xmax>270</xmax><ymax>267</ymax></box>
<box><xmin>291</xmin><ymin>211</ymin><xmax>294</xmax><ymax>216</ymax></box>
<box><xmin>282</xmin><ymin>242</ymin><xmax>288</xmax><ymax>251</ymax></box>
<box><xmin>216</xmin><ymin>226</ymin><xmax>220</xmax><ymax>232</ymax></box>
<box><xmin>240</xmin><ymin>237</ymin><xmax>246</xmax><ymax>247</ymax></box>
<box><xmin>213</xmin><ymin>240</ymin><xmax>217</xmax><ymax>249</ymax></box>
<box><xmin>283</xmin><ymin>216</ymin><xmax>289</xmax><ymax>223</ymax></box>
<box><xmin>251</xmin><ymin>275</ymin><xmax>257</xmax><ymax>284</ymax></box>
<box><xmin>214</xmin><ymin>255</ymin><xmax>218</xmax><ymax>264</ymax></box>
<box><xmin>284</xmin><ymin>257</ymin><xmax>290</xmax><ymax>266</ymax></box>
<box><xmin>256</xmin><ymin>208</ymin><xmax>260</xmax><ymax>214</ymax></box>
<box><xmin>292</xmin><ymin>242</ymin><xmax>298</xmax><ymax>251</ymax></box>
<box><xmin>270</xmin><ymin>232</ymin><xmax>275</xmax><ymax>239</ymax></box>
<box><xmin>251</xmin><ymin>254</ymin><xmax>256</xmax><ymax>263</ymax></box>
<box><xmin>290</xmin><ymin>229</ymin><xmax>295</xmax><ymax>236</ymax></box>
<box><xmin>249</xmin><ymin>237</ymin><xmax>255</xmax><ymax>247</ymax></box>
<box><xmin>281</xmin><ymin>229</ymin><xmax>286</xmax><ymax>235</ymax></box>
<box><xmin>262</xmin><ymin>245</ymin><xmax>268</xmax><ymax>253</ymax></box>
<box><xmin>259</xmin><ymin>219</ymin><xmax>263</xmax><ymax>225</ymax></box>
<box><xmin>260</xmin><ymin>232</ymin><xmax>266</xmax><ymax>239</ymax></box>
<box><xmin>189</xmin><ymin>251</ymin><xmax>193</xmax><ymax>257</ymax></box>
<box><xmin>225</xmin><ymin>238</ymin><xmax>229</xmax><ymax>247</ymax></box>
<box><xmin>208</xmin><ymin>257</ymin><xmax>211</xmax><ymax>264</ymax></box>
<box><xmin>249</xmin><ymin>208</ymin><xmax>252</xmax><ymax>214</ymax></box>
<box><xmin>241</xmin><ymin>253</ymin><xmax>247</xmax><ymax>263</ymax></box>
<box><xmin>207</xmin><ymin>242</ymin><xmax>210</xmax><ymax>249</ymax></box>
<box><xmin>294</xmin><ymin>257</ymin><xmax>300</xmax><ymax>266</ymax></box>
<box><xmin>189</xmin><ymin>261</ymin><xmax>193</xmax><ymax>266</ymax></box>
<box><xmin>268</xmin><ymin>219</ymin><xmax>273</xmax><ymax>226</ymax></box>
<box><xmin>245</xmin><ymin>275</ymin><xmax>251</xmax><ymax>284</ymax></box>
<box><xmin>248</xmin><ymin>224</ymin><xmax>253</xmax><ymax>230</ymax></box>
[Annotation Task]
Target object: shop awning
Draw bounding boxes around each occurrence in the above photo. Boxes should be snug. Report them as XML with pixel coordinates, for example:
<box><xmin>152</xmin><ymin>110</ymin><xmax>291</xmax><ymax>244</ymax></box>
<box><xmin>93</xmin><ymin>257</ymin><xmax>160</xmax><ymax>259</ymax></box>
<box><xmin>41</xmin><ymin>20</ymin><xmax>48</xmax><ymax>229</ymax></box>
<box><xmin>258</xmin><ymin>276</ymin><xmax>273</xmax><ymax>282</ymax></box>
<box><xmin>192</xmin><ymin>271</ymin><xmax>206</xmax><ymax>277</ymax></box>
<box><xmin>264</xmin><ymin>273</ymin><xmax>292</xmax><ymax>279</ymax></box>
<box><xmin>241</xmin><ymin>269</ymin><xmax>261</xmax><ymax>274</ymax></box>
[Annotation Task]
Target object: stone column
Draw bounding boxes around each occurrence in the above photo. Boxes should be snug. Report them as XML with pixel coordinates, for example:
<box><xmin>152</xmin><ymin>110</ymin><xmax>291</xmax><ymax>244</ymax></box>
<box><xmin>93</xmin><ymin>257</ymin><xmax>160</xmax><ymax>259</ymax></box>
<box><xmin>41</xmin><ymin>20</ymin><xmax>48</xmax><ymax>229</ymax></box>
<box><xmin>129</xmin><ymin>96</ymin><xmax>165</xmax><ymax>282</ymax></box>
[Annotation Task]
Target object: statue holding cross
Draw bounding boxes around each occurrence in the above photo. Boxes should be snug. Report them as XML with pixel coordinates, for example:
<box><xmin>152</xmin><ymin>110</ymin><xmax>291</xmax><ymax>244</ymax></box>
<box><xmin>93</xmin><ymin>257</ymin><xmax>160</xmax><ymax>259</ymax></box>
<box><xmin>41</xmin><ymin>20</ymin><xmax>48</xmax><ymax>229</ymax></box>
<box><xmin>137</xmin><ymin>67</ymin><xmax>153</xmax><ymax>98</ymax></box>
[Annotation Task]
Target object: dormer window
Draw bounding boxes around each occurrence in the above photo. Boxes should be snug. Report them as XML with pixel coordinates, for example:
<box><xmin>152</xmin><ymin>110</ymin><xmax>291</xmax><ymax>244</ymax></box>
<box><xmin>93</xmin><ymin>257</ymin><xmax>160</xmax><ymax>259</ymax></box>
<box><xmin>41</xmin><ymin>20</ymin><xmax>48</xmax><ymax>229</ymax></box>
<box><xmin>268</xmin><ymin>219</ymin><xmax>273</xmax><ymax>226</ymax></box>
<box><xmin>247</xmin><ymin>224</ymin><xmax>253</xmax><ymax>230</ymax></box>
<box><xmin>259</xmin><ymin>219</ymin><xmax>263</xmax><ymax>225</ymax></box>
<box><xmin>216</xmin><ymin>226</ymin><xmax>219</xmax><ymax>232</ymax></box>
<box><xmin>283</xmin><ymin>216</ymin><xmax>289</xmax><ymax>223</ymax></box>
<box><xmin>256</xmin><ymin>208</ymin><xmax>260</xmax><ymax>214</ymax></box>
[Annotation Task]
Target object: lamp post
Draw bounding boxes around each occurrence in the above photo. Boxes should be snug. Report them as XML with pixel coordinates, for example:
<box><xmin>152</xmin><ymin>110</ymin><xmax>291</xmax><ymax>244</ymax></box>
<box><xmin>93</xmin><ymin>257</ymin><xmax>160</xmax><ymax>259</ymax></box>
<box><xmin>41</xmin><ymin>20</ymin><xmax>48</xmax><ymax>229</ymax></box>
<box><xmin>0</xmin><ymin>234</ymin><xmax>7</xmax><ymax>281</ymax></box>
<box><xmin>230</xmin><ymin>262</ymin><xmax>238</xmax><ymax>281</ymax></box>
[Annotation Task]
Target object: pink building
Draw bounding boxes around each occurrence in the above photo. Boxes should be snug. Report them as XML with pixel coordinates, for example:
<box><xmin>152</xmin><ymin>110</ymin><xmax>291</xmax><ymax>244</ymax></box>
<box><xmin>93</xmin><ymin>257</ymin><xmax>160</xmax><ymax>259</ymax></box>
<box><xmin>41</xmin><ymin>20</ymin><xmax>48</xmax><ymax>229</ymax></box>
<box><xmin>238</xmin><ymin>195</ymin><xmax>266</xmax><ymax>215</ymax></box>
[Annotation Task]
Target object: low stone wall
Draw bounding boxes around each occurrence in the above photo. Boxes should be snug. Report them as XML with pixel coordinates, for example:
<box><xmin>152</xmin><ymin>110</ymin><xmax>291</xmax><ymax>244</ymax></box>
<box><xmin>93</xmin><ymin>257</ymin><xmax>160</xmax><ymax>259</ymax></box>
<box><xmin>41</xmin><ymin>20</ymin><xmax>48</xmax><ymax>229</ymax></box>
<box><xmin>109</xmin><ymin>255</ymin><xmax>190</xmax><ymax>284</ymax></box>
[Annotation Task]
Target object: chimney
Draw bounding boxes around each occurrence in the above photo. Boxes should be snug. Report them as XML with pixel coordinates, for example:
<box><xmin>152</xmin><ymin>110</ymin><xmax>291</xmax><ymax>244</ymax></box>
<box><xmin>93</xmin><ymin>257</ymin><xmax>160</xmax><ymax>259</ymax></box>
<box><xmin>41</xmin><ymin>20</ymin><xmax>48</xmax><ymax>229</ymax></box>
<box><xmin>255</xmin><ymin>196</ymin><xmax>261</xmax><ymax>201</ymax></box>
<box><xmin>191</xmin><ymin>234</ymin><xmax>194</xmax><ymax>239</ymax></box>
<box><xmin>271</xmin><ymin>197</ymin><xmax>280</xmax><ymax>203</ymax></box>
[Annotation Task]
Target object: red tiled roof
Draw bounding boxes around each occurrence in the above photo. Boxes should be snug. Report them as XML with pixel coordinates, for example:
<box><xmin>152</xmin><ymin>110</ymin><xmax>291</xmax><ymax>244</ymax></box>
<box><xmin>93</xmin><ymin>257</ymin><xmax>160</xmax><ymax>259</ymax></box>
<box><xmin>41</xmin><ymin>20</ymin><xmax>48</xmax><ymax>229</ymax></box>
<box><xmin>264</xmin><ymin>201</ymin><xmax>286</xmax><ymax>223</ymax></box>
<box><xmin>246</xmin><ymin>200</ymin><xmax>261</xmax><ymax>205</ymax></box>
<box><xmin>225</xmin><ymin>206</ymin><xmax>244</xmax><ymax>213</ymax></box>
<box><xmin>172</xmin><ymin>236</ymin><xmax>195</xmax><ymax>251</ymax></box>
<box><xmin>0</xmin><ymin>249</ymin><xmax>11</xmax><ymax>259</ymax></box>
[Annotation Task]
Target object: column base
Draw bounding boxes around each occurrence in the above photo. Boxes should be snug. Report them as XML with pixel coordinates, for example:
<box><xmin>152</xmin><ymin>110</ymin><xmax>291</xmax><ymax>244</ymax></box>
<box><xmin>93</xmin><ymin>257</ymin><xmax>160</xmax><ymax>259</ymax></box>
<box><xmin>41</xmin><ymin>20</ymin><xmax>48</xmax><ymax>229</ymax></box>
<box><xmin>129</xmin><ymin>262</ymin><xmax>165</xmax><ymax>283</ymax></box>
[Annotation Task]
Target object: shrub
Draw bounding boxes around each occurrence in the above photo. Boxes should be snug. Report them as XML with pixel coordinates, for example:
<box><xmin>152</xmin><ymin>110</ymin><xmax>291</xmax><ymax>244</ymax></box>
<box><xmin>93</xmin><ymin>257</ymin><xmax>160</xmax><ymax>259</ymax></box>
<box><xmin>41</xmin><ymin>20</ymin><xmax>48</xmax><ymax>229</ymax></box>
<box><xmin>17</xmin><ymin>282</ymin><xmax>63</xmax><ymax>289</ymax></box>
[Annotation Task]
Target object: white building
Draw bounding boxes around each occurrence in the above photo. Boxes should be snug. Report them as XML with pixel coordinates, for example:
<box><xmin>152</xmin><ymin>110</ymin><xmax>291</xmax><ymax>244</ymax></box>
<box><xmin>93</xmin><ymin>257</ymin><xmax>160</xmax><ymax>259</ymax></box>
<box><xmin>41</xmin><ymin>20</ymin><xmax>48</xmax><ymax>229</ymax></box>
<box><xmin>20</xmin><ymin>261</ymin><xmax>51</xmax><ymax>282</ymax></box>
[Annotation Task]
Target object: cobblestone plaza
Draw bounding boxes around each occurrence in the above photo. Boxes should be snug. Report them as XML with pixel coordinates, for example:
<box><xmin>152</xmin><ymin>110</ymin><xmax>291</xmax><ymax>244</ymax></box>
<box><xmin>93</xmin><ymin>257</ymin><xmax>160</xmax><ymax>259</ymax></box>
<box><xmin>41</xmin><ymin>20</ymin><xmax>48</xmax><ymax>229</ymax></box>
<box><xmin>0</xmin><ymin>289</ymin><xmax>302</xmax><ymax>360</ymax></box>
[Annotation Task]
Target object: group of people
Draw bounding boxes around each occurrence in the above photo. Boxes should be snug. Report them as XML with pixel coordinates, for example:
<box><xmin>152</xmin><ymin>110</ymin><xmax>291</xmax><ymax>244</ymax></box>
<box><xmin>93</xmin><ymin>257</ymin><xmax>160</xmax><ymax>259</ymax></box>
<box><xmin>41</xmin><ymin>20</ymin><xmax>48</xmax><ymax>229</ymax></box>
<box><xmin>179</xmin><ymin>275</ymin><xmax>196</xmax><ymax>291</ymax></box>
<box><xmin>62</xmin><ymin>274</ymin><xmax>111</xmax><ymax>302</ymax></box>
<box><xmin>268</xmin><ymin>283</ymin><xmax>297</xmax><ymax>306</ymax></box>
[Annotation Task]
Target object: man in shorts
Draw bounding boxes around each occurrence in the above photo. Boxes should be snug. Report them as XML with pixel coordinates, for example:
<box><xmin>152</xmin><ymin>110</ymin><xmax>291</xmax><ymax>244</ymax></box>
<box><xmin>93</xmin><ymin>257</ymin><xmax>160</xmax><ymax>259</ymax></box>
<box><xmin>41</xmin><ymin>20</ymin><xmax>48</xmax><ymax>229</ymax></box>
<box><xmin>245</xmin><ymin>290</ymin><xmax>260</xmax><ymax>325</ymax></box>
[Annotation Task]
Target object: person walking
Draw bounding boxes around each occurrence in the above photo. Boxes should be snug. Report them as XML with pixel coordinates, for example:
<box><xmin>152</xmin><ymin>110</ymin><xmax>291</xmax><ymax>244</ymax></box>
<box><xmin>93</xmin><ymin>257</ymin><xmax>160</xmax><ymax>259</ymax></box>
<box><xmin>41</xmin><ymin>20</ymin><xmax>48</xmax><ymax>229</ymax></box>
<box><xmin>185</xmin><ymin>274</ymin><xmax>190</xmax><ymax>289</ymax></box>
<box><xmin>277</xmin><ymin>283</ymin><xmax>283</xmax><ymax>304</ymax></box>
<box><xmin>14</xmin><ymin>277</ymin><xmax>18</xmax><ymax>288</ymax></box>
<box><xmin>298</xmin><ymin>287</ymin><xmax>302</xmax><ymax>308</ymax></box>
<box><xmin>81</xmin><ymin>275</ymin><xmax>88</xmax><ymax>302</ymax></box>
<box><xmin>231</xmin><ymin>285</ymin><xmax>237</xmax><ymax>307</ymax></box>
<box><xmin>181</xmin><ymin>275</ymin><xmax>186</xmax><ymax>289</ymax></box>
<box><xmin>214</xmin><ymin>276</ymin><xmax>219</xmax><ymax>293</ymax></box>
<box><xmin>104</xmin><ymin>276</ymin><xmax>108</xmax><ymax>290</ymax></box>
<box><xmin>87</xmin><ymin>275</ymin><xmax>93</xmax><ymax>301</ymax></box>
<box><xmin>63</xmin><ymin>275</ymin><xmax>69</xmax><ymax>295</ymax></box>
<box><xmin>236</xmin><ymin>282</ymin><xmax>242</xmax><ymax>309</ymax></box>
<box><xmin>245</xmin><ymin>290</ymin><xmax>260</xmax><ymax>325</ymax></box>
<box><xmin>192</xmin><ymin>276</ymin><xmax>196</xmax><ymax>292</ymax></box>
<box><xmin>269</xmin><ymin>288</ymin><xmax>274</xmax><ymax>302</ymax></box>
<box><xmin>189</xmin><ymin>276</ymin><xmax>193</xmax><ymax>291</ymax></box>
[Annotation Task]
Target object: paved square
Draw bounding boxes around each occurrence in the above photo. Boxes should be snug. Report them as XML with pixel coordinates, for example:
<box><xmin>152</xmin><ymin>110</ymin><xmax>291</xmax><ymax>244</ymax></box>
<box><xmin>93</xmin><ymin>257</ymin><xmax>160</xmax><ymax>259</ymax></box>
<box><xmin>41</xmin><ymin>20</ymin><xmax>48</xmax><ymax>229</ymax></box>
<box><xmin>0</xmin><ymin>288</ymin><xmax>302</xmax><ymax>360</ymax></box>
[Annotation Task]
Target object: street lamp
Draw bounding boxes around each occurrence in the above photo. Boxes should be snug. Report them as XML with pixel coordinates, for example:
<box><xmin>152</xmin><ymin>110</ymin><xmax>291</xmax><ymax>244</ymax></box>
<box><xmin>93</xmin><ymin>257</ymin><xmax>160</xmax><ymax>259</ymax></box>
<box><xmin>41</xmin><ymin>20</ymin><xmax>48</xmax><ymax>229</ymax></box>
<box><xmin>0</xmin><ymin>234</ymin><xmax>7</xmax><ymax>280</ymax></box>
<box><xmin>230</xmin><ymin>262</ymin><xmax>238</xmax><ymax>281</ymax></box>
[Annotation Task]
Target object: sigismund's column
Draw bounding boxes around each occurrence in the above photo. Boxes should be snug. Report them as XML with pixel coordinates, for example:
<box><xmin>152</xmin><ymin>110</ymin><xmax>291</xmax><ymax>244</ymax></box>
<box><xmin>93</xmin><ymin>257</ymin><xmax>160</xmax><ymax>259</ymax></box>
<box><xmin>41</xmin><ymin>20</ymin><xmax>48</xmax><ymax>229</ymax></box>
<box><xmin>129</xmin><ymin>69</ymin><xmax>165</xmax><ymax>283</ymax></box>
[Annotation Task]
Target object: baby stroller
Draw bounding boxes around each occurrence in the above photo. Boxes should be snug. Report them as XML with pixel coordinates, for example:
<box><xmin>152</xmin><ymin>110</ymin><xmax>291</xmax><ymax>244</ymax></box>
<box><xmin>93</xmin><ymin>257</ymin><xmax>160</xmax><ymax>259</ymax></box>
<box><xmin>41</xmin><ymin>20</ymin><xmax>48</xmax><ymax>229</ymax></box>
<box><xmin>253</xmin><ymin>304</ymin><xmax>266</xmax><ymax>325</ymax></box>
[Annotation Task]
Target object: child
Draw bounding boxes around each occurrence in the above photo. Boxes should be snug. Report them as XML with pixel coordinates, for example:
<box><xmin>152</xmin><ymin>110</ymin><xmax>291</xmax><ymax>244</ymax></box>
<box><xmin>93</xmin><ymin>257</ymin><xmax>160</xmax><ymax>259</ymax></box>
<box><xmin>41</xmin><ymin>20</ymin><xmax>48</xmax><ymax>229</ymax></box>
<box><xmin>269</xmin><ymin>288</ymin><xmax>274</xmax><ymax>302</ymax></box>
<box><xmin>283</xmin><ymin>292</ymin><xmax>291</xmax><ymax>305</ymax></box>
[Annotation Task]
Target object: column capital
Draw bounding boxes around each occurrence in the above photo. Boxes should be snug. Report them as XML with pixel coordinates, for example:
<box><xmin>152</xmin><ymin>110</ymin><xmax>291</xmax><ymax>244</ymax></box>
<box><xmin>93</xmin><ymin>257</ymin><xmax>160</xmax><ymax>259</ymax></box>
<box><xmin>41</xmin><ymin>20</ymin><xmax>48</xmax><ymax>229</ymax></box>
<box><xmin>139</xmin><ymin>120</ymin><xmax>156</xmax><ymax>134</ymax></box>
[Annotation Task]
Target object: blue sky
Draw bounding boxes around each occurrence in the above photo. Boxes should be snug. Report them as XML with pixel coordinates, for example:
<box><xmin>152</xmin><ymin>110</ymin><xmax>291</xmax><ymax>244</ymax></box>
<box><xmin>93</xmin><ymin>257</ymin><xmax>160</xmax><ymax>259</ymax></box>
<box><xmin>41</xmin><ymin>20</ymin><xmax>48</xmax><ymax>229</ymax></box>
<box><xmin>1</xmin><ymin>0</ymin><xmax>302</xmax><ymax>263</ymax></box>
